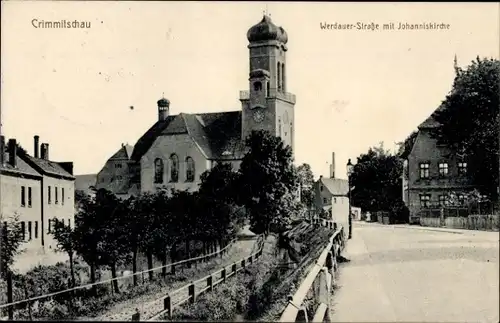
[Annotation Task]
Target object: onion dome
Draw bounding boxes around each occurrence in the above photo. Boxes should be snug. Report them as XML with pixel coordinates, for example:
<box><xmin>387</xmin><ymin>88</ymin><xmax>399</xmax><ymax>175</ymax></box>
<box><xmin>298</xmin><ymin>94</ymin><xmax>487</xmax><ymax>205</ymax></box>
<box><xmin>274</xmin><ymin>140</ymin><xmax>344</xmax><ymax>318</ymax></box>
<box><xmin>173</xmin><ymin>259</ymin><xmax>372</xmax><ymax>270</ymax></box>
<box><xmin>247</xmin><ymin>15</ymin><xmax>288</xmax><ymax>44</ymax></box>
<box><xmin>157</xmin><ymin>97</ymin><xmax>170</xmax><ymax>107</ymax></box>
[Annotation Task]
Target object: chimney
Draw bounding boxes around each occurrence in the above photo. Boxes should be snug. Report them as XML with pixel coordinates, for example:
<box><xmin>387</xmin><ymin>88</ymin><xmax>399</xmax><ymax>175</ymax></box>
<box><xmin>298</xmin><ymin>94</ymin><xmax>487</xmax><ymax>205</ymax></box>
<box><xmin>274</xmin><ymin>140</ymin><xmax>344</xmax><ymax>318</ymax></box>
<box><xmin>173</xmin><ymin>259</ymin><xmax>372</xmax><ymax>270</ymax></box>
<box><xmin>0</xmin><ymin>136</ymin><xmax>5</xmax><ymax>165</ymax></box>
<box><xmin>40</xmin><ymin>143</ymin><xmax>49</xmax><ymax>160</ymax></box>
<box><xmin>34</xmin><ymin>135</ymin><xmax>40</xmax><ymax>158</ymax></box>
<box><xmin>8</xmin><ymin>139</ymin><xmax>17</xmax><ymax>167</ymax></box>
<box><xmin>330</xmin><ymin>152</ymin><xmax>335</xmax><ymax>178</ymax></box>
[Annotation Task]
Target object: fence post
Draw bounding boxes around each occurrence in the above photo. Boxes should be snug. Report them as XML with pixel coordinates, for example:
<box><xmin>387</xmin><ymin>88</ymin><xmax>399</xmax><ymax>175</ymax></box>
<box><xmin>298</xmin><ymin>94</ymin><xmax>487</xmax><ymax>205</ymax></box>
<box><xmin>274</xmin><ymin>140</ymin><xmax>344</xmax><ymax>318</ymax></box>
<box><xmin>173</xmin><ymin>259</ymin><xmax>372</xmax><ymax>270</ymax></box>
<box><xmin>163</xmin><ymin>295</ymin><xmax>172</xmax><ymax>319</ymax></box>
<box><xmin>188</xmin><ymin>282</ymin><xmax>196</xmax><ymax>303</ymax></box>
<box><xmin>131</xmin><ymin>308</ymin><xmax>141</xmax><ymax>321</ymax></box>
<box><xmin>241</xmin><ymin>259</ymin><xmax>246</xmax><ymax>268</ymax></box>
<box><xmin>171</xmin><ymin>264</ymin><xmax>176</xmax><ymax>275</ymax></box>
<box><xmin>207</xmin><ymin>275</ymin><xmax>213</xmax><ymax>292</ymax></box>
<box><xmin>249</xmin><ymin>255</ymin><xmax>253</xmax><ymax>264</ymax></box>
<box><xmin>222</xmin><ymin>268</ymin><xmax>227</xmax><ymax>283</ymax></box>
<box><xmin>232</xmin><ymin>263</ymin><xmax>237</xmax><ymax>275</ymax></box>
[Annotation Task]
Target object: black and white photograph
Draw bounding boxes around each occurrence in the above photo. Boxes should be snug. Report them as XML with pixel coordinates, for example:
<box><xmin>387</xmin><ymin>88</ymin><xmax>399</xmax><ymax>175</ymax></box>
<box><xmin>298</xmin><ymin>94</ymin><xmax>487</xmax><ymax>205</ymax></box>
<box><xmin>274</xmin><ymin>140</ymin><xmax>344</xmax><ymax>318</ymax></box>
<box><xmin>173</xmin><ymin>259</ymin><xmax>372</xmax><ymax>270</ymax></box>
<box><xmin>0</xmin><ymin>1</ymin><xmax>499</xmax><ymax>322</ymax></box>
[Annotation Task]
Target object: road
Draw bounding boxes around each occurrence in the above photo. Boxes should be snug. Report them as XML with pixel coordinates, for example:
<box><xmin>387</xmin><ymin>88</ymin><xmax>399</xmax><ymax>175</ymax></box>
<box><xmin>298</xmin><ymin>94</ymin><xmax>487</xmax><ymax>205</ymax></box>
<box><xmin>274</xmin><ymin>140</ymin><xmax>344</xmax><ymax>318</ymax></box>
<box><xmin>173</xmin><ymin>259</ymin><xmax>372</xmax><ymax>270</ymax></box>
<box><xmin>330</xmin><ymin>221</ymin><xmax>499</xmax><ymax>323</ymax></box>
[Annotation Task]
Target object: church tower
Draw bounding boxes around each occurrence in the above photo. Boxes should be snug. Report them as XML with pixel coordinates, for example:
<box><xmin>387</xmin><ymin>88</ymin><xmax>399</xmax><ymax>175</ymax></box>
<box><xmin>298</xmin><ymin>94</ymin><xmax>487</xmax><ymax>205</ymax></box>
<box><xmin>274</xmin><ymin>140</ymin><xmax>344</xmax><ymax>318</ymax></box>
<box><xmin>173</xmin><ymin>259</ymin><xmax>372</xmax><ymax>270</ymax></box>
<box><xmin>240</xmin><ymin>15</ymin><xmax>296</xmax><ymax>152</ymax></box>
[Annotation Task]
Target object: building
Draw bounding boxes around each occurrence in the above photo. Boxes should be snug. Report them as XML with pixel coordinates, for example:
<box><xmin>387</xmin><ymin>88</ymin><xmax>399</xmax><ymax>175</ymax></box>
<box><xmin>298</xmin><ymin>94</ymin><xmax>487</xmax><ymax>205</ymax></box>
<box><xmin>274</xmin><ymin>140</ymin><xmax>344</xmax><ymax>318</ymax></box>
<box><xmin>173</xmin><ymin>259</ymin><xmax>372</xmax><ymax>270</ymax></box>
<box><xmin>95</xmin><ymin>143</ymin><xmax>138</xmax><ymax>199</ymax></box>
<box><xmin>0</xmin><ymin>135</ymin><xmax>75</xmax><ymax>270</ymax></box>
<box><xmin>74</xmin><ymin>173</ymin><xmax>97</xmax><ymax>197</ymax></box>
<box><xmin>313</xmin><ymin>152</ymin><xmax>350</xmax><ymax>229</ymax></box>
<box><xmin>401</xmin><ymin>106</ymin><xmax>472</xmax><ymax>220</ymax></box>
<box><xmin>97</xmin><ymin>15</ymin><xmax>297</xmax><ymax>195</ymax></box>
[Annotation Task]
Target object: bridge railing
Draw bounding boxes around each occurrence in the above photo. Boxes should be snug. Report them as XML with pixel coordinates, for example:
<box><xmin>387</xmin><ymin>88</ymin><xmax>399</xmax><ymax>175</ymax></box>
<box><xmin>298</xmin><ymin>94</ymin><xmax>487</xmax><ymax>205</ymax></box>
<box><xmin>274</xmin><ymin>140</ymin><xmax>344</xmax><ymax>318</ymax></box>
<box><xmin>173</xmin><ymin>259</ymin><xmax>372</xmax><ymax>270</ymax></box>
<box><xmin>280</xmin><ymin>219</ymin><xmax>345</xmax><ymax>322</ymax></box>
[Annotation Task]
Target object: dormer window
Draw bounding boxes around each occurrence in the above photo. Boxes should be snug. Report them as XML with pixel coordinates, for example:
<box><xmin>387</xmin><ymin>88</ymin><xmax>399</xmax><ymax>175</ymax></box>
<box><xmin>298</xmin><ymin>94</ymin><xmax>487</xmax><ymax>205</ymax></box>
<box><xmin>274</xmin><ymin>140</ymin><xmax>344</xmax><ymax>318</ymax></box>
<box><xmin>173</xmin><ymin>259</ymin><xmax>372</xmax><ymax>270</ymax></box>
<box><xmin>253</xmin><ymin>81</ymin><xmax>262</xmax><ymax>91</ymax></box>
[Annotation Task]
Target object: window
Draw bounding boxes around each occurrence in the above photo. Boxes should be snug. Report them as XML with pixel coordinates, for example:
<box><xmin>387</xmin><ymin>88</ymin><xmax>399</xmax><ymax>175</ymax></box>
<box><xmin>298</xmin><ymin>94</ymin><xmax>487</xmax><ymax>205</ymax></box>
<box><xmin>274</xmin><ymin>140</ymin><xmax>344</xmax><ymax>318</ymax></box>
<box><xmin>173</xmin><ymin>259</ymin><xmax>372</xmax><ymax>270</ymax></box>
<box><xmin>419</xmin><ymin>163</ymin><xmax>430</xmax><ymax>179</ymax></box>
<box><xmin>116</xmin><ymin>175</ymin><xmax>122</xmax><ymax>180</ymax></box>
<box><xmin>266</xmin><ymin>82</ymin><xmax>270</xmax><ymax>97</ymax></box>
<box><xmin>320</xmin><ymin>186</ymin><xmax>323</xmax><ymax>192</ymax></box>
<box><xmin>253</xmin><ymin>81</ymin><xmax>262</xmax><ymax>92</ymax></box>
<box><xmin>28</xmin><ymin>221</ymin><xmax>32</xmax><ymax>241</ymax></box>
<box><xmin>458</xmin><ymin>194</ymin><xmax>466</xmax><ymax>205</ymax></box>
<box><xmin>62</xmin><ymin>188</ymin><xmax>65</xmax><ymax>205</ymax></box>
<box><xmin>323</xmin><ymin>198</ymin><xmax>327</xmax><ymax>204</ymax></box>
<box><xmin>115</xmin><ymin>163</ymin><xmax>122</xmax><ymax>169</ymax></box>
<box><xmin>48</xmin><ymin>186</ymin><xmax>52</xmax><ymax>204</ymax></box>
<box><xmin>186</xmin><ymin>157</ymin><xmax>195</xmax><ymax>182</ymax></box>
<box><xmin>48</xmin><ymin>219</ymin><xmax>52</xmax><ymax>234</ymax></box>
<box><xmin>21</xmin><ymin>221</ymin><xmax>26</xmax><ymax>240</ymax></box>
<box><xmin>419</xmin><ymin>194</ymin><xmax>431</xmax><ymax>208</ymax></box>
<box><xmin>21</xmin><ymin>186</ymin><xmax>26</xmax><ymax>207</ymax></box>
<box><xmin>277</xmin><ymin>62</ymin><xmax>282</xmax><ymax>91</ymax></box>
<box><xmin>282</xmin><ymin>63</ymin><xmax>286</xmax><ymax>91</ymax></box>
<box><xmin>28</xmin><ymin>187</ymin><xmax>32</xmax><ymax>207</ymax></box>
<box><xmin>438</xmin><ymin>163</ymin><xmax>448</xmax><ymax>177</ymax></box>
<box><xmin>35</xmin><ymin>221</ymin><xmax>38</xmax><ymax>239</ymax></box>
<box><xmin>278</xmin><ymin>119</ymin><xmax>282</xmax><ymax>136</ymax></box>
<box><xmin>154</xmin><ymin>158</ymin><xmax>164</xmax><ymax>184</ymax></box>
<box><xmin>170</xmin><ymin>154</ymin><xmax>179</xmax><ymax>182</ymax></box>
<box><xmin>68</xmin><ymin>219</ymin><xmax>71</xmax><ymax>228</ymax></box>
<box><xmin>438</xmin><ymin>195</ymin><xmax>449</xmax><ymax>207</ymax></box>
<box><xmin>458</xmin><ymin>162</ymin><xmax>467</xmax><ymax>176</ymax></box>
<box><xmin>55</xmin><ymin>187</ymin><xmax>59</xmax><ymax>204</ymax></box>
<box><xmin>333</xmin><ymin>197</ymin><xmax>337</xmax><ymax>204</ymax></box>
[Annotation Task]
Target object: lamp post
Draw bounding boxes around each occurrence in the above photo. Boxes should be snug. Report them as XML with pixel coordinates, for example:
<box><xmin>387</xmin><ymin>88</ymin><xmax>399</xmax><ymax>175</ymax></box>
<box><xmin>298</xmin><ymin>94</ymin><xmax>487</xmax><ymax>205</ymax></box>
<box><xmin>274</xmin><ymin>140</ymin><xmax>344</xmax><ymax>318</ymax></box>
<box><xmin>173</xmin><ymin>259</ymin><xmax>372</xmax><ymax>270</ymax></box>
<box><xmin>347</xmin><ymin>159</ymin><xmax>354</xmax><ymax>239</ymax></box>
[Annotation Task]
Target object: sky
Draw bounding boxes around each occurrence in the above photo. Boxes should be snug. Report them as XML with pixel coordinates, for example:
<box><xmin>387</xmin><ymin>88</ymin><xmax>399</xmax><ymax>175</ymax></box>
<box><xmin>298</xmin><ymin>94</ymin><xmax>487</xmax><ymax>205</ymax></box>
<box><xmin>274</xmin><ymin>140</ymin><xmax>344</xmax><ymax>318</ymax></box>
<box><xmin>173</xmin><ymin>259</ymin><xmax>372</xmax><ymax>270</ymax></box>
<box><xmin>1</xmin><ymin>1</ymin><xmax>499</xmax><ymax>179</ymax></box>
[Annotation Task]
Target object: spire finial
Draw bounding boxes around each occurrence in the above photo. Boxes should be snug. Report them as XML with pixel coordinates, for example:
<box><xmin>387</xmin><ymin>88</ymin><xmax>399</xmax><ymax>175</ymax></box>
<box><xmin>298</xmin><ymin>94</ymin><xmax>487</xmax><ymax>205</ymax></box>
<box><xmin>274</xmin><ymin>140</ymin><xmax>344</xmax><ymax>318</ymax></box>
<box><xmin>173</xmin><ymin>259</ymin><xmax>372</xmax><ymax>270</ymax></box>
<box><xmin>162</xmin><ymin>92</ymin><xmax>165</xmax><ymax>98</ymax></box>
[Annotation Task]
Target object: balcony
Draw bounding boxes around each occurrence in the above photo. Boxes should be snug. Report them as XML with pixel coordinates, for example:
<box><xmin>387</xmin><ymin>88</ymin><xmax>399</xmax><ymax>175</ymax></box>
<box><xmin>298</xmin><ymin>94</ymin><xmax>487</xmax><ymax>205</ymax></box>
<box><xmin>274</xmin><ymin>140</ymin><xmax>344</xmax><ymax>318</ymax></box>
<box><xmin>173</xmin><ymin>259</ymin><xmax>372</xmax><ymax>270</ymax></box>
<box><xmin>239</xmin><ymin>89</ymin><xmax>296</xmax><ymax>104</ymax></box>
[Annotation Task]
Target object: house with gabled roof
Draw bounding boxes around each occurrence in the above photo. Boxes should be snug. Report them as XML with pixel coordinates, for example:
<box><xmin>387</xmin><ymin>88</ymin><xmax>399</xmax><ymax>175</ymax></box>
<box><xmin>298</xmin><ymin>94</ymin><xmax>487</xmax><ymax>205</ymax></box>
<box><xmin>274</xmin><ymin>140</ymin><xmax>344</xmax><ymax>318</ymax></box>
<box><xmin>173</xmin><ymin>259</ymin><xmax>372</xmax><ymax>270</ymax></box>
<box><xmin>98</xmin><ymin>14</ymin><xmax>297</xmax><ymax>196</ymax></box>
<box><xmin>1</xmin><ymin>134</ymin><xmax>75</xmax><ymax>267</ymax></box>
<box><xmin>401</xmin><ymin>105</ymin><xmax>473</xmax><ymax>221</ymax></box>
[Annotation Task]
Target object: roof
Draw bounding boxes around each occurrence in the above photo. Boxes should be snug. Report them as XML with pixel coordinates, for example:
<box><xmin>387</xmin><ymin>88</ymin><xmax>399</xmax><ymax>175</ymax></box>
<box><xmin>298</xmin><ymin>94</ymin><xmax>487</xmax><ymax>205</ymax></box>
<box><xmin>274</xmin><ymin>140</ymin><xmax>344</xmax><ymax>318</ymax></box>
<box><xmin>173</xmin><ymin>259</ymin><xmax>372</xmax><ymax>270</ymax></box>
<box><xmin>319</xmin><ymin>177</ymin><xmax>349</xmax><ymax>196</ymax></box>
<box><xmin>417</xmin><ymin>104</ymin><xmax>445</xmax><ymax>130</ymax></box>
<box><xmin>131</xmin><ymin>111</ymin><xmax>246</xmax><ymax>162</ymax></box>
<box><xmin>75</xmin><ymin>174</ymin><xmax>97</xmax><ymax>192</ymax></box>
<box><xmin>21</xmin><ymin>154</ymin><xmax>74</xmax><ymax>180</ymax></box>
<box><xmin>109</xmin><ymin>144</ymin><xmax>134</xmax><ymax>160</ymax></box>
<box><xmin>1</xmin><ymin>152</ymin><xmax>42</xmax><ymax>178</ymax></box>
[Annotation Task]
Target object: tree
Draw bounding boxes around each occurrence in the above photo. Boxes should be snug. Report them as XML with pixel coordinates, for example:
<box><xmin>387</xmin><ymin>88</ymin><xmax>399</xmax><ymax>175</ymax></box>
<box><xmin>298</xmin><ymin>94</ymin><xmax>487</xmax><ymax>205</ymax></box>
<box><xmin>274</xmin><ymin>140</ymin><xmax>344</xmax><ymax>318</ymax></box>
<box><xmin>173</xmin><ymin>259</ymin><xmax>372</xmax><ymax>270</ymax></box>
<box><xmin>123</xmin><ymin>196</ymin><xmax>145</xmax><ymax>286</ymax></box>
<box><xmin>51</xmin><ymin>218</ymin><xmax>77</xmax><ymax>288</ymax></box>
<box><xmin>0</xmin><ymin>214</ymin><xmax>25</xmax><ymax>320</ymax></box>
<box><xmin>238</xmin><ymin>130</ymin><xmax>299</xmax><ymax>235</ymax></box>
<box><xmin>350</xmin><ymin>143</ymin><xmax>406</xmax><ymax>222</ymax></box>
<box><xmin>133</xmin><ymin>192</ymin><xmax>157</xmax><ymax>281</ymax></box>
<box><xmin>430</xmin><ymin>57</ymin><xmax>500</xmax><ymax>205</ymax></box>
<box><xmin>296</xmin><ymin>163</ymin><xmax>315</xmax><ymax>209</ymax></box>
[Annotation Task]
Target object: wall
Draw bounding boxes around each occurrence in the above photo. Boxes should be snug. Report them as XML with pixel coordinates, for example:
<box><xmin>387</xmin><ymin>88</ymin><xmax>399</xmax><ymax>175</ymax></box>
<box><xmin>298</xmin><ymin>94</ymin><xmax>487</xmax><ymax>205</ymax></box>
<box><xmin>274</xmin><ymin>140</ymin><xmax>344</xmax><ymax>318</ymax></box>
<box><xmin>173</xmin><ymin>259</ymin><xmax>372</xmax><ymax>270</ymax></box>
<box><xmin>0</xmin><ymin>174</ymin><xmax>43</xmax><ymax>253</ymax></box>
<box><xmin>407</xmin><ymin>129</ymin><xmax>471</xmax><ymax>217</ymax></box>
<box><xmin>95</xmin><ymin>156</ymin><xmax>132</xmax><ymax>194</ymax></box>
<box><xmin>421</xmin><ymin>214</ymin><xmax>499</xmax><ymax>231</ymax></box>
<box><xmin>141</xmin><ymin>134</ymin><xmax>209</xmax><ymax>193</ymax></box>
<box><xmin>43</xmin><ymin>176</ymin><xmax>75</xmax><ymax>250</ymax></box>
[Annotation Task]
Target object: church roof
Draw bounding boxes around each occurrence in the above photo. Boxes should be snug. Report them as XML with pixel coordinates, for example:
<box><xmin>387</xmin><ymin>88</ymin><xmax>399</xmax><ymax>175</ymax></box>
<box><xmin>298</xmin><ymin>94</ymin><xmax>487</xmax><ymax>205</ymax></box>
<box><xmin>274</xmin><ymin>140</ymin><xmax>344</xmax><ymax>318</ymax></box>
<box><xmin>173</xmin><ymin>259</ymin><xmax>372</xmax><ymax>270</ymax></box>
<box><xmin>319</xmin><ymin>177</ymin><xmax>349</xmax><ymax>196</ymax></box>
<box><xmin>131</xmin><ymin>111</ymin><xmax>245</xmax><ymax>162</ymax></box>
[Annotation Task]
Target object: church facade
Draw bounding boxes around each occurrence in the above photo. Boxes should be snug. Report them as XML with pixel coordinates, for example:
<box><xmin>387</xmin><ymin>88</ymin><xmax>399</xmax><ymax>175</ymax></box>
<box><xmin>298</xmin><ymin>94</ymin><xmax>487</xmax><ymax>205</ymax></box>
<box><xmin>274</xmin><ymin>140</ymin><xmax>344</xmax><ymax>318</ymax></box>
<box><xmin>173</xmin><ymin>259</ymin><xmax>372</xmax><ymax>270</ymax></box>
<box><xmin>97</xmin><ymin>15</ymin><xmax>297</xmax><ymax>196</ymax></box>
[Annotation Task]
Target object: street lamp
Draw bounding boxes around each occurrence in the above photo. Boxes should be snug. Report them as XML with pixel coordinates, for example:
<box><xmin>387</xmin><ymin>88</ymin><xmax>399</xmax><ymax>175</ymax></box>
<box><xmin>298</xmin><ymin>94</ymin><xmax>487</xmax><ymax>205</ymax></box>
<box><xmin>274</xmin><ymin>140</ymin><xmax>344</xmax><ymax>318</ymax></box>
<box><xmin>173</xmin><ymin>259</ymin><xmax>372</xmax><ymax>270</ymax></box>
<box><xmin>347</xmin><ymin>159</ymin><xmax>354</xmax><ymax>239</ymax></box>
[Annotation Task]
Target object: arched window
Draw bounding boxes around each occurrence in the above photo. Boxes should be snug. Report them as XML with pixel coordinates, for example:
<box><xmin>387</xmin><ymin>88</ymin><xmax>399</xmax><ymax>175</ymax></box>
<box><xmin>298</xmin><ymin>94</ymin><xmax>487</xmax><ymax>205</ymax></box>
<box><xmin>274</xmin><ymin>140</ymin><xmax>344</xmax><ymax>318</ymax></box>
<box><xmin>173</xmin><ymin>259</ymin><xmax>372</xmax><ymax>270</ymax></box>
<box><xmin>186</xmin><ymin>157</ymin><xmax>195</xmax><ymax>182</ymax></box>
<box><xmin>266</xmin><ymin>82</ymin><xmax>270</xmax><ymax>97</ymax></box>
<box><xmin>278</xmin><ymin>118</ymin><xmax>282</xmax><ymax>137</ymax></box>
<box><xmin>277</xmin><ymin>63</ymin><xmax>281</xmax><ymax>91</ymax></box>
<box><xmin>253</xmin><ymin>81</ymin><xmax>262</xmax><ymax>92</ymax></box>
<box><xmin>154</xmin><ymin>158</ymin><xmax>164</xmax><ymax>184</ymax></box>
<box><xmin>169</xmin><ymin>154</ymin><xmax>179</xmax><ymax>182</ymax></box>
<box><xmin>282</xmin><ymin>63</ymin><xmax>286</xmax><ymax>92</ymax></box>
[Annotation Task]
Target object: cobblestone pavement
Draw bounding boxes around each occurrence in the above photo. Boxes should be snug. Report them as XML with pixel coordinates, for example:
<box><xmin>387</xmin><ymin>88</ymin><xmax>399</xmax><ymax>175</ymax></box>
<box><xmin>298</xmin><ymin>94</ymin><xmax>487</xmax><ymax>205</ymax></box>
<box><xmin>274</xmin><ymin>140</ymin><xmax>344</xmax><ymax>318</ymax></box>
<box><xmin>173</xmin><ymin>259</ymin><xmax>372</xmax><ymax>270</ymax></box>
<box><xmin>329</xmin><ymin>221</ymin><xmax>499</xmax><ymax>323</ymax></box>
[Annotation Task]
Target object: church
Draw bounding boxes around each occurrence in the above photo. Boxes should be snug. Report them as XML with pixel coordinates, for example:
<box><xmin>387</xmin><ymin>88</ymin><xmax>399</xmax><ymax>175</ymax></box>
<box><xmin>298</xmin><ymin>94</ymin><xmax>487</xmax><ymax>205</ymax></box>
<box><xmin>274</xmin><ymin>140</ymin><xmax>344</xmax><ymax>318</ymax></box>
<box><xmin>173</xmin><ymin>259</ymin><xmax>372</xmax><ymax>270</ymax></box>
<box><xmin>94</xmin><ymin>15</ymin><xmax>297</xmax><ymax>197</ymax></box>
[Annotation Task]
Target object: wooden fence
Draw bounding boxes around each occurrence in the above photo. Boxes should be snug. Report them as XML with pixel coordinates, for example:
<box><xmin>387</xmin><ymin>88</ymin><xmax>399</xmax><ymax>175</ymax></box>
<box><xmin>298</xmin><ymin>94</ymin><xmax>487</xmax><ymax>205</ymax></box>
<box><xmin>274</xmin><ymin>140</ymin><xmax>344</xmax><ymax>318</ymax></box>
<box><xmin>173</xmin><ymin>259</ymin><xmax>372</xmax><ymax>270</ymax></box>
<box><xmin>280</xmin><ymin>219</ymin><xmax>345</xmax><ymax>322</ymax></box>
<box><xmin>0</xmin><ymin>238</ymin><xmax>237</xmax><ymax>319</ymax></box>
<box><xmin>144</xmin><ymin>235</ymin><xmax>266</xmax><ymax>321</ymax></box>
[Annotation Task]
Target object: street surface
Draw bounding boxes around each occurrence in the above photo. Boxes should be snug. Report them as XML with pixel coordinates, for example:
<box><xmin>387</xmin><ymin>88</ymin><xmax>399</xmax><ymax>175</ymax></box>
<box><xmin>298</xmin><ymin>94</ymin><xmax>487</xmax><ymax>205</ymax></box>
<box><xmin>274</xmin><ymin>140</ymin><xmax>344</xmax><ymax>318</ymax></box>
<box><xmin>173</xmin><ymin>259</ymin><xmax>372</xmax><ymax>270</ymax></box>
<box><xmin>330</xmin><ymin>221</ymin><xmax>499</xmax><ymax>322</ymax></box>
